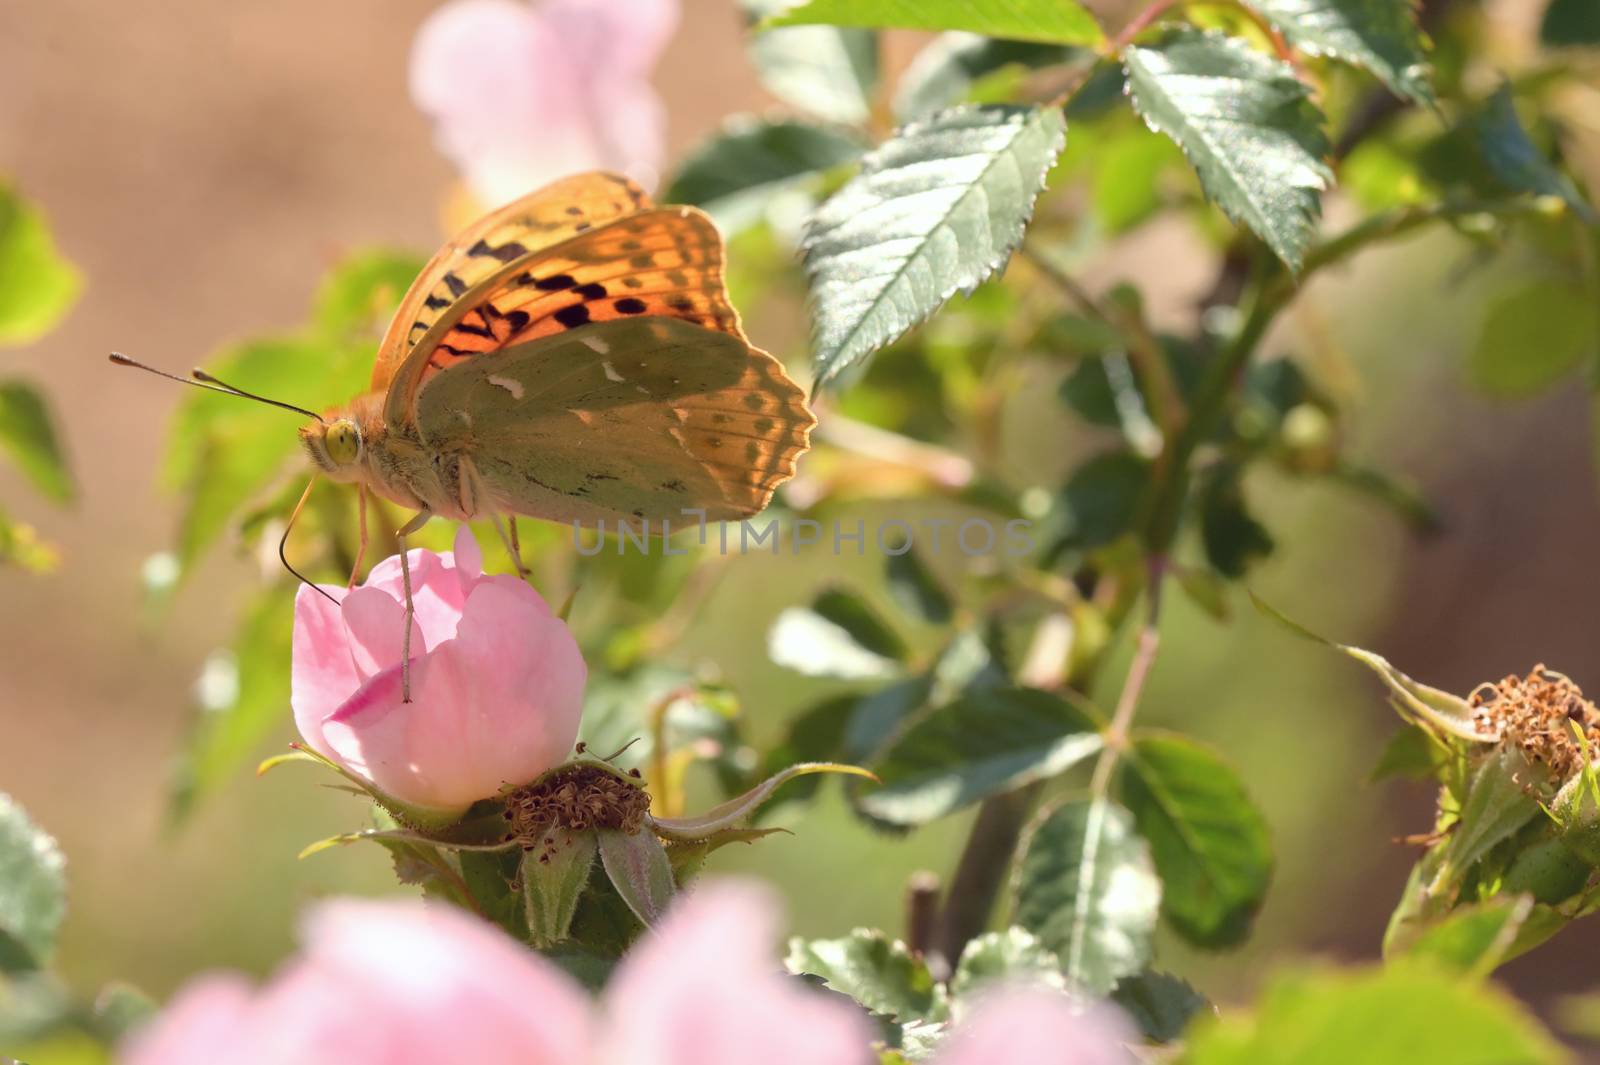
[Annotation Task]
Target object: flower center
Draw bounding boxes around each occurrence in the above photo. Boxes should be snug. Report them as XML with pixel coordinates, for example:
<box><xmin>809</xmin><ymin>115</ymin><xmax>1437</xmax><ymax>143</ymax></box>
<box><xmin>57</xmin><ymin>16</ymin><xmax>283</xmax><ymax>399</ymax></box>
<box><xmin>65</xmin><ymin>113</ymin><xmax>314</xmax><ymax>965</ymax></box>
<box><xmin>1470</xmin><ymin>664</ymin><xmax>1599</xmax><ymax>781</ymax></box>
<box><xmin>502</xmin><ymin>763</ymin><xmax>652</xmax><ymax>846</ymax></box>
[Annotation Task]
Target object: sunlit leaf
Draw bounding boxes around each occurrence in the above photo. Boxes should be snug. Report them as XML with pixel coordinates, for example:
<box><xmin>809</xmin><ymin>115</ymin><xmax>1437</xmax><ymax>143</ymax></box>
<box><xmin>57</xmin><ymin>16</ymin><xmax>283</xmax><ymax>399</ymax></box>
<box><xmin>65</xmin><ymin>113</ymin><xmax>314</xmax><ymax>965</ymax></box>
<box><xmin>1178</xmin><ymin>964</ymin><xmax>1563</xmax><ymax>1065</ymax></box>
<box><xmin>1014</xmin><ymin>797</ymin><xmax>1161</xmax><ymax>994</ymax></box>
<box><xmin>667</xmin><ymin>118</ymin><xmax>865</xmax><ymax>234</ymax></box>
<box><xmin>1469</xmin><ymin>282</ymin><xmax>1596</xmax><ymax>397</ymax></box>
<box><xmin>858</xmin><ymin>687</ymin><xmax>1102</xmax><ymax>825</ymax></box>
<box><xmin>803</xmin><ymin>105</ymin><xmax>1068</xmax><ymax>389</ymax></box>
<box><xmin>745</xmin><ymin>0</ymin><xmax>880</xmax><ymax>125</ymax></box>
<box><xmin>786</xmin><ymin>929</ymin><xmax>949</xmax><ymax>1024</ymax></box>
<box><xmin>0</xmin><ymin>381</ymin><xmax>72</xmax><ymax>503</ymax></box>
<box><xmin>0</xmin><ymin>794</ymin><xmax>65</xmax><ymax>973</ymax></box>
<box><xmin>0</xmin><ymin>185</ymin><xmax>80</xmax><ymax>346</ymax></box>
<box><xmin>1123</xmin><ymin>732</ymin><xmax>1273</xmax><ymax>948</ymax></box>
<box><xmin>769</xmin><ymin>588</ymin><xmax>908</xmax><ymax>679</ymax></box>
<box><xmin>523</xmin><ymin>831</ymin><xmax>598</xmax><ymax>948</ymax></box>
<box><xmin>1249</xmin><ymin>0</ymin><xmax>1433</xmax><ymax>105</ymax></box>
<box><xmin>949</xmin><ymin>927</ymin><xmax>1066</xmax><ymax>1005</ymax></box>
<box><xmin>764</xmin><ymin>0</ymin><xmax>1104</xmax><ymax>46</ymax></box>
<box><xmin>1123</xmin><ymin>30</ymin><xmax>1331</xmax><ymax>270</ymax></box>
<box><xmin>1404</xmin><ymin>895</ymin><xmax>1534</xmax><ymax>977</ymax></box>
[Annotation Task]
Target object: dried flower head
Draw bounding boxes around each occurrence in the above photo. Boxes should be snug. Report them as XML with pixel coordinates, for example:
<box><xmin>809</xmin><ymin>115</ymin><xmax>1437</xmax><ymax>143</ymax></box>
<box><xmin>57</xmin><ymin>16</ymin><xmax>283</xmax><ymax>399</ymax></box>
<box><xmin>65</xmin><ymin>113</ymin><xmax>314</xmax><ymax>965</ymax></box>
<box><xmin>1470</xmin><ymin>664</ymin><xmax>1599</xmax><ymax>781</ymax></box>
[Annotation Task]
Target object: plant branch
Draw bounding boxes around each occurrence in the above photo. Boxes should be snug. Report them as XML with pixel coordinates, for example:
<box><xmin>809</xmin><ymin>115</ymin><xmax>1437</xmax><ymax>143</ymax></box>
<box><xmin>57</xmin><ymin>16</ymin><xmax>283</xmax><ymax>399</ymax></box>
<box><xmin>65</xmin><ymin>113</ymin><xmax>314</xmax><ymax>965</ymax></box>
<box><xmin>1089</xmin><ymin>567</ymin><xmax>1166</xmax><ymax>800</ymax></box>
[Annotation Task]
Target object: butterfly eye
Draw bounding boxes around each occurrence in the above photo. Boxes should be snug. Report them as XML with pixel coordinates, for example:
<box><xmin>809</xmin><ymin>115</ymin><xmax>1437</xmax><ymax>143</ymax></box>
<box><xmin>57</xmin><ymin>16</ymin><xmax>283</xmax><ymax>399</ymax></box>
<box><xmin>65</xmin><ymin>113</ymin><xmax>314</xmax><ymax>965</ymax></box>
<box><xmin>325</xmin><ymin>419</ymin><xmax>361</xmax><ymax>465</ymax></box>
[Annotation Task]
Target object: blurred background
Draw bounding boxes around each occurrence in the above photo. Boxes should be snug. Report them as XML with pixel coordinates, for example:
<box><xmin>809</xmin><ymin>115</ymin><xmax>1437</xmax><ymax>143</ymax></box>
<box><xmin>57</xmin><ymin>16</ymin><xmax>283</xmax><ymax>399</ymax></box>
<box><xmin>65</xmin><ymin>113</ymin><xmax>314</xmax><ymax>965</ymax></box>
<box><xmin>1</xmin><ymin>0</ymin><xmax>1596</xmax><ymax>1042</ymax></box>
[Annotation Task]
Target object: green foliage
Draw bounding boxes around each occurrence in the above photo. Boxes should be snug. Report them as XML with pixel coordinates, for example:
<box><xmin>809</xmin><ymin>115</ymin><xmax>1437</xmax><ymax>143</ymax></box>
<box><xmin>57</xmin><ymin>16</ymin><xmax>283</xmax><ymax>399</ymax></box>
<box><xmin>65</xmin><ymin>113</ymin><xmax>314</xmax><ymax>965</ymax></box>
<box><xmin>785</xmin><ymin>929</ymin><xmax>949</xmax><ymax>1026</ymax></box>
<box><xmin>1249</xmin><ymin>0</ymin><xmax>1433</xmax><ymax>105</ymax></box>
<box><xmin>1469</xmin><ymin>281</ymin><xmax>1596</xmax><ymax>397</ymax></box>
<box><xmin>1541</xmin><ymin>0</ymin><xmax>1600</xmax><ymax>46</ymax></box>
<box><xmin>948</xmin><ymin>928</ymin><xmax>1066</xmax><ymax>1003</ymax></box>
<box><xmin>523</xmin><ymin>832</ymin><xmax>598</xmax><ymax>948</ymax></box>
<box><xmin>769</xmin><ymin>588</ymin><xmax>909</xmax><ymax>679</ymax></box>
<box><xmin>802</xmin><ymin>105</ymin><xmax>1067</xmax><ymax>388</ymax></box>
<box><xmin>1470</xmin><ymin>86</ymin><xmax>1595</xmax><ymax>222</ymax></box>
<box><xmin>1123</xmin><ymin>30</ymin><xmax>1331</xmax><ymax>269</ymax></box>
<box><xmin>666</xmin><ymin>118</ymin><xmax>865</xmax><ymax>233</ymax></box>
<box><xmin>0</xmin><ymin>185</ymin><xmax>80</xmax><ymax>347</ymax></box>
<box><xmin>744</xmin><ymin>0</ymin><xmax>880</xmax><ymax>126</ymax></box>
<box><xmin>894</xmin><ymin>34</ymin><xmax>1080</xmax><ymax>120</ymax></box>
<box><xmin>1014</xmin><ymin>797</ymin><xmax>1162</xmax><ymax>994</ymax></box>
<box><xmin>169</xmin><ymin>584</ymin><xmax>294</xmax><ymax>819</ymax></box>
<box><xmin>0</xmin><ymin>794</ymin><xmax>66</xmax><ymax>973</ymax></box>
<box><xmin>596</xmin><ymin>828</ymin><xmax>676</xmax><ymax>926</ymax></box>
<box><xmin>1177</xmin><ymin>965</ymin><xmax>1564</xmax><ymax>1065</ymax></box>
<box><xmin>764</xmin><ymin>0</ymin><xmax>1104</xmax><ymax>46</ymax></box>
<box><xmin>858</xmin><ymin>687</ymin><xmax>1101</xmax><ymax>825</ymax></box>
<box><xmin>1113</xmin><ymin>969</ymin><xmax>1213</xmax><ymax>1043</ymax></box>
<box><xmin>0</xmin><ymin>381</ymin><xmax>72</xmax><ymax>503</ymax></box>
<box><xmin>1122</xmin><ymin>732</ymin><xmax>1273</xmax><ymax>948</ymax></box>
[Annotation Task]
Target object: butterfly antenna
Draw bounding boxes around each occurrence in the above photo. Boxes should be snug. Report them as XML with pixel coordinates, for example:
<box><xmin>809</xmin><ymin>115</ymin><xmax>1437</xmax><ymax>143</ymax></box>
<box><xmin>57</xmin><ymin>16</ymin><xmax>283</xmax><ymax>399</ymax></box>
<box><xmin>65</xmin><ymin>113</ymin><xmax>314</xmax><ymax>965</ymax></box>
<box><xmin>108</xmin><ymin>353</ymin><xmax>324</xmax><ymax>423</ymax></box>
<box><xmin>282</xmin><ymin>476</ymin><xmax>338</xmax><ymax>605</ymax></box>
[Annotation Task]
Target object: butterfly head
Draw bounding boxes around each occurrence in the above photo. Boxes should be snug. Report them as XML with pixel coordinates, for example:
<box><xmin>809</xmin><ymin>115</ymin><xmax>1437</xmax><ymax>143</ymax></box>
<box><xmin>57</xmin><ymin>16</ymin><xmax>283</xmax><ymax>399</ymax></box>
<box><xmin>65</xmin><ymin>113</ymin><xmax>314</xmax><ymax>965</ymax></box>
<box><xmin>301</xmin><ymin>417</ymin><xmax>363</xmax><ymax>475</ymax></box>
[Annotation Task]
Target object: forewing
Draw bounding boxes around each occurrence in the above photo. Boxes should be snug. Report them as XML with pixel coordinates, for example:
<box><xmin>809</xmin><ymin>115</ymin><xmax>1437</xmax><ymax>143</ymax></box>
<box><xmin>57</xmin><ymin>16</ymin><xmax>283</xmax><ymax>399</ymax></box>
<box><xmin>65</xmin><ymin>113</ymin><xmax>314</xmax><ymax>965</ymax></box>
<box><xmin>388</xmin><ymin>207</ymin><xmax>745</xmax><ymax>424</ymax></box>
<box><xmin>416</xmin><ymin>318</ymin><xmax>813</xmax><ymax>525</ymax></box>
<box><xmin>371</xmin><ymin>171</ymin><xmax>650</xmax><ymax>391</ymax></box>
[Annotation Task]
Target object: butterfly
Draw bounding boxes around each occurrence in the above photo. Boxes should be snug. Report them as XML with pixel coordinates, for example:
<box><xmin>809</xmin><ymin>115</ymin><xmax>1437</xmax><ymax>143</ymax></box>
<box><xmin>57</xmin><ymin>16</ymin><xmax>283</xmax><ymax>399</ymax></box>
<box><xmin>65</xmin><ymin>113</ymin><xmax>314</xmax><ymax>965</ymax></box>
<box><xmin>115</xmin><ymin>171</ymin><xmax>815</xmax><ymax>696</ymax></box>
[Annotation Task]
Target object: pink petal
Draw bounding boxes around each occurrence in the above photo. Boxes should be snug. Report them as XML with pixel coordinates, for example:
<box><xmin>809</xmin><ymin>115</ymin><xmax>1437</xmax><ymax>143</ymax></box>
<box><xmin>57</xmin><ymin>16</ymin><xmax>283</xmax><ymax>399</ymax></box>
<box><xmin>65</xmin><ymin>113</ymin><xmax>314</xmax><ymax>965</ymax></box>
<box><xmin>541</xmin><ymin>0</ymin><xmax>678</xmax><ymax>74</ymax></box>
<box><xmin>341</xmin><ymin>586</ymin><xmax>427</xmax><ymax>678</ymax></box>
<box><xmin>361</xmin><ymin>546</ymin><xmax>471</xmax><ymax>650</ymax></box>
<box><xmin>603</xmin><ymin>881</ymin><xmax>876</xmax><ymax>1065</ymax></box>
<box><xmin>321</xmin><ymin>578</ymin><xmax>583</xmax><ymax>810</ymax></box>
<box><xmin>453</xmin><ymin>524</ymin><xmax>484</xmax><ymax>594</ymax></box>
<box><xmin>119</xmin><ymin>974</ymin><xmax>258</xmax><ymax>1065</ymax></box>
<box><xmin>291</xmin><ymin>583</ymin><xmax>358</xmax><ymax>757</ymax></box>
<box><xmin>934</xmin><ymin>987</ymin><xmax>1134</xmax><ymax>1065</ymax></box>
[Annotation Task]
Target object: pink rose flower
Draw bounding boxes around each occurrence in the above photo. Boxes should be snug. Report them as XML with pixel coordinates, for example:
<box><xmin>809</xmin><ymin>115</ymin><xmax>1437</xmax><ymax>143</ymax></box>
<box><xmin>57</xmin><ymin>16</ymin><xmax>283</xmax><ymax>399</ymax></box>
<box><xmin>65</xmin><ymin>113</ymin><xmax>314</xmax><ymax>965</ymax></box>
<box><xmin>123</xmin><ymin>881</ymin><xmax>1132</xmax><ymax>1065</ymax></box>
<box><xmin>120</xmin><ymin>898</ymin><xmax>593</xmax><ymax>1065</ymax></box>
<box><xmin>409</xmin><ymin>0</ymin><xmax>679</xmax><ymax>207</ymax></box>
<box><xmin>292</xmin><ymin>526</ymin><xmax>586</xmax><ymax>816</ymax></box>
<box><xmin>935</xmin><ymin>986</ymin><xmax>1134</xmax><ymax>1065</ymax></box>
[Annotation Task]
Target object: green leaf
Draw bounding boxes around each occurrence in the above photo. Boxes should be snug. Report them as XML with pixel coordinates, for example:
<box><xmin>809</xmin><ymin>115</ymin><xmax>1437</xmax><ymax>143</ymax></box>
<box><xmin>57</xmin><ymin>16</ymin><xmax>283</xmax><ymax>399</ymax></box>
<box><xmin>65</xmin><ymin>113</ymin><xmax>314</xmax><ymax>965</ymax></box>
<box><xmin>667</xmin><ymin>118</ymin><xmax>865</xmax><ymax>234</ymax></box>
<box><xmin>894</xmin><ymin>33</ymin><xmax>1080</xmax><ymax>120</ymax></box>
<box><xmin>885</xmin><ymin>540</ymin><xmax>954</xmax><ymax>625</ymax></box>
<box><xmin>1177</xmin><ymin>964</ymin><xmax>1564</xmax><ymax>1065</ymax></box>
<box><xmin>0</xmin><ymin>185</ymin><xmax>80</xmax><ymax>346</ymax></box>
<box><xmin>597</xmin><ymin>828</ymin><xmax>676</xmax><ymax>926</ymax></box>
<box><xmin>522</xmin><ymin>831</ymin><xmax>598</xmax><ymax>948</ymax></box>
<box><xmin>1469</xmin><ymin>282</ymin><xmax>1596</xmax><ymax>397</ymax></box>
<box><xmin>1248</xmin><ymin>0</ymin><xmax>1433</xmax><ymax>105</ymax></box>
<box><xmin>1114</xmin><ymin>969</ymin><xmax>1213</xmax><ymax>1043</ymax></box>
<box><xmin>1403</xmin><ymin>895</ymin><xmax>1534</xmax><ymax>977</ymax></box>
<box><xmin>460</xmin><ymin>849</ymin><xmax>527</xmax><ymax>939</ymax></box>
<box><xmin>312</xmin><ymin>249</ymin><xmax>426</xmax><ymax>337</ymax></box>
<box><xmin>0</xmin><ymin>794</ymin><xmax>66</xmax><ymax>972</ymax></box>
<box><xmin>802</xmin><ymin>104</ymin><xmax>1068</xmax><ymax>389</ymax></box>
<box><xmin>745</xmin><ymin>0</ymin><xmax>880</xmax><ymax>125</ymax></box>
<box><xmin>0</xmin><ymin>380</ymin><xmax>73</xmax><ymax>503</ymax></box>
<box><xmin>764</xmin><ymin>0</ymin><xmax>1104</xmax><ymax>45</ymax></box>
<box><xmin>949</xmin><ymin>927</ymin><xmax>1066</xmax><ymax>1004</ymax></box>
<box><xmin>1053</xmin><ymin>450</ymin><xmax>1151</xmax><ymax>549</ymax></box>
<box><xmin>858</xmin><ymin>687</ymin><xmax>1102</xmax><ymax>826</ymax></box>
<box><xmin>1198</xmin><ymin>464</ymin><xmax>1274</xmax><ymax>578</ymax></box>
<box><xmin>1123</xmin><ymin>30</ymin><xmax>1331</xmax><ymax>270</ymax></box>
<box><xmin>769</xmin><ymin>590</ymin><xmax>908</xmax><ymax>679</ymax></box>
<box><xmin>786</xmin><ymin>929</ymin><xmax>949</xmax><ymax>1024</ymax></box>
<box><xmin>1542</xmin><ymin>0</ymin><xmax>1600</xmax><ymax>46</ymax></box>
<box><xmin>1437</xmin><ymin>744</ymin><xmax>1545</xmax><ymax>888</ymax></box>
<box><xmin>1370</xmin><ymin>724</ymin><xmax>1441</xmax><ymax>782</ymax></box>
<box><xmin>1123</xmin><ymin>732</ymin><xmax>1273</xmax><ymax>948</ymax></box>
<box><xmin>1471</xmin><ymin>85</ymin><xmax>1596</xmax><ymax>223</ymax></box>
<box><xmin>1014</xmin><ymin>797</ymin><xmax>1161</xmax><ymax>994</ymax></box>
<box><xmin>169</xmin><ymin>585</ymin><xmax>293</xmax><ymax>819</ymax></box>
<box><xmin>0</xmin><ymin>505</ymin><xmax>58</xmax><ymax>573</ymax></box>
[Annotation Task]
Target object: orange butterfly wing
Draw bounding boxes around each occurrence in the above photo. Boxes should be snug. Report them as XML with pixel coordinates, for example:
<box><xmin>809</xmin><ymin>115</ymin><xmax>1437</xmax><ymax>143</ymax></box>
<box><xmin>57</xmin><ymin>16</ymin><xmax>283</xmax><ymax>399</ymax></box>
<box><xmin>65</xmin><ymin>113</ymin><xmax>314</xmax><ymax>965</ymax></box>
<box><xmin>371</xmin><ymin>171</ymin><xmax>650</xmax><ymax>392</ymax></box>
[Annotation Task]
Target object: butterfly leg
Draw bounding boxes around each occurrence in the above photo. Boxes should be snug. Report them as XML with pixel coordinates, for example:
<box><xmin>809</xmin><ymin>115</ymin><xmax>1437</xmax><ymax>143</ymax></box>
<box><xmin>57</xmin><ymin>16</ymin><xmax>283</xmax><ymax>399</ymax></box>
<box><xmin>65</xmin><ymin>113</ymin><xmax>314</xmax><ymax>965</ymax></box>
<box><xmin>396</xmin><ymin>508</ymin><xmax>433</xmax><ymax>703</ymax></box>
<box><xmin>348</xmin><ymin>483</ymin><xmax>369</xmax><ymax>590</ymax></box>
<box><xmin>490</xmin><ymin>514</ymin><xmax>529</xmax><ymax>580</ymax></box>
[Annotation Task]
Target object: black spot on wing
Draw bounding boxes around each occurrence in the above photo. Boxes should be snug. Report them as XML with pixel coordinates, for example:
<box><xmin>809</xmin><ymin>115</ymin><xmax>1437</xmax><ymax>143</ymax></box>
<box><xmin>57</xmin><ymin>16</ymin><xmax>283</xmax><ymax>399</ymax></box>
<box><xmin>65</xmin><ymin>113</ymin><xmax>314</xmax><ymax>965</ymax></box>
<box><xmin>614</xmin><ymin>297</ymin><xmax>647</xmax><ymax>314</ymax></box>
<box><xmin>467</xmin><ymin>239</ymin><xmax>529</xmax><ymax>263</ymax></box>
<box><xmin>443</xmin><ymin>273</ymin><xmax>468</xmax><ymax>297</ymax></box>
<box><xmin>534</xmin><ymin>274</ymin><xmax>577</xmax><ymax>291</ymax></box>
<box><xmin>424</xmin><ymin>294</ymin><xmax>449</xmax><ymax>310</ymax></box>
<box><xmin>573</xmin><ymin>282</ymin><xmax>608</xmax><ymax>300</ymax></box>
<box><xmin>554</xmin><ymin>304</ymin><xmax>592</xmax><ymax>328</ymax></box>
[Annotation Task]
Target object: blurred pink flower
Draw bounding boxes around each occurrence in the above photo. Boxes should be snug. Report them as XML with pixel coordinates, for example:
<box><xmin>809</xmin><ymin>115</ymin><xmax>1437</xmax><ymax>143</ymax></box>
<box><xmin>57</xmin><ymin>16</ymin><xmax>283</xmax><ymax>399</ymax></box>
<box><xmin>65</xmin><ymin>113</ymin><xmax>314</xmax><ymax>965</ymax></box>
<box><xmin>292</xmin><ymin>526</ymin><xmax>586</xmax><ymax>815</ymax></box>
<box><xmin>122</xmin><ymin>883</ymin><xmax>873</xmax><ymax>1065</ymax></box>
<box><xmin>934</xmin><ymin>986</ymin><xmax>1134</xmax><ymax>1065</ymax></box>
<box><xmin>410</xmin><ymin>0</ymin><xmax>679</xmax><ymax>207</ymax></box>
<box><xmin>121</xmin><ymin>899</ymin><xmax>593</xmax><ymax>1065</ymax></box>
